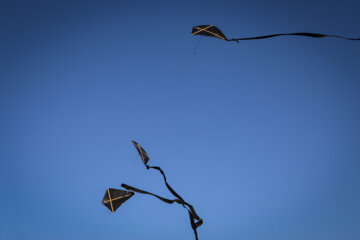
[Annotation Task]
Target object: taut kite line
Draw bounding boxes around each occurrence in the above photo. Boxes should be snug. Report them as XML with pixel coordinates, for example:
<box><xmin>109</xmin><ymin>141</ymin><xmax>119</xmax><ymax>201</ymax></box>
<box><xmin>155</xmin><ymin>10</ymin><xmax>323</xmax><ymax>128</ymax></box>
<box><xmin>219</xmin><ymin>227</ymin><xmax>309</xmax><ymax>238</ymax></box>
<box><xmin>192</xmin><ymin>25</ymin><xmax>360</xmax><ymax>42</ymax></box>
<box><xmin>102</xmin><ymin>140</ymin><xmax>203</xmax><ymax>240</ymax></box>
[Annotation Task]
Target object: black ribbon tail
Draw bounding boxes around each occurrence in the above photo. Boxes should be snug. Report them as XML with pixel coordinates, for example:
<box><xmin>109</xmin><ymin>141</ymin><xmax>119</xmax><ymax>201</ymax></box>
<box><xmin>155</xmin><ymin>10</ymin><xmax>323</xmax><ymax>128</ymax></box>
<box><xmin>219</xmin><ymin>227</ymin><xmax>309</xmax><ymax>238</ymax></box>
<box><xmin>126</xmin><ymin>140</ymin><xmax>203</xmax><ymax>239</ymax></box>
<box><xmin>148</xmin><ymin>166</ymin><xmax>184</xmax><ymax>201</ymax></box>
<box><xmin>145</xmin><ymin>165</ymin><xmax>203</xmax><ymax>239</ymax></box>
<box><xmin>121</xmin><ymin>183</ymin><xmax>202</xmax><ymax>240</ymax></box>
<box><xmin>121</xmin><ymin>183</ymin><xmax>181</xmax><ymax>205</ymax></box>
<box><xmin>147</xmin><ymin>165</ymin><xmax>202</xmax><ymax>220</ymax></box>
<box><xmin>188</xmin><ymin>210</ymin><xmax>199</xmax><ymax>240</ymax></box>
<box><xmin>228</xmin><ymin>32</ymin><xmax>360</xmax><ymax>41</ymax></box>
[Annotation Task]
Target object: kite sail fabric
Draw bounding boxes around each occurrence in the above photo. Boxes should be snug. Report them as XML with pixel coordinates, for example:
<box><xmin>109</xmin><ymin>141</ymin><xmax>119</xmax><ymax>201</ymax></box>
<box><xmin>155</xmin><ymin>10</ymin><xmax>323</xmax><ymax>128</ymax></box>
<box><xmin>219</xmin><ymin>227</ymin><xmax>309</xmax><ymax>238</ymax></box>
<box><xmin>192</xmin><ymin>25</ymin><xmax>227</xmax><ymax>40</ymax></box>
<box><xmin>102</xmin><ymin>188</ymin><xmax>134</xmax><ymax>213</ymax></box>
<box><xmin>130</xmin><ymin>140</ymin><xmax>203</xmax><ymax>240</ymax></box>
<box><xmin>192</xmin><ymin>25</ymin><xmax>360</xmax><ymax>42</ymax></box>
<box><xmin>102</xmin><ymin>140</ymin><xmax>203</xmax><ymax>240</ymax></box>
<box><xmin>131</xmin><ymin>140</ymin><xmax>150</xmax><ymax>167</ymax></box>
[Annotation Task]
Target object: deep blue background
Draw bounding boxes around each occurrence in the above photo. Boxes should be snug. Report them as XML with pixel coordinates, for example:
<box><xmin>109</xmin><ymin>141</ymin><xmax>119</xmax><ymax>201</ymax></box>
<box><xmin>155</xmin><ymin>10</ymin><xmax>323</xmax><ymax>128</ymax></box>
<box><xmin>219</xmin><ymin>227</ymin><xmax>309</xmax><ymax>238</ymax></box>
<box><xmin>1</xmin><ymin>1</ymin><xmax>360</xmax><ymax>239</ymax></box>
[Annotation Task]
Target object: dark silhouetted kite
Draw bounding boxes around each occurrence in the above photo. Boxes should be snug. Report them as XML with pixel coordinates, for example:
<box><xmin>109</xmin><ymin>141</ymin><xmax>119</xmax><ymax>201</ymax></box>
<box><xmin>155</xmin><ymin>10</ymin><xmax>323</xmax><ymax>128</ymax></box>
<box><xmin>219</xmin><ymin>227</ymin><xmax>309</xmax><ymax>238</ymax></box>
<box><xmin>102</xmin><ymin>188</ymin><xmax>134</xmax><ymax>213</ymax></box>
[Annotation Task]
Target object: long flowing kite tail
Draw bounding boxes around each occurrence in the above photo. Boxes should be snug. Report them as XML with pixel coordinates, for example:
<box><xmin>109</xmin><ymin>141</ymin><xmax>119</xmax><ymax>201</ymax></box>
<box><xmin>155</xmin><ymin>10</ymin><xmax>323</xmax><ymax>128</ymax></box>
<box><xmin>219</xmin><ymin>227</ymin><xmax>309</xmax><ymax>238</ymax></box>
<box><xmin>189</xmin><ymin>210</ymin><xmax>200</xmax><ymax>240</ymax></box>
<box><xmin>228</xmin><ymin>32</ymin><xmax>360</xmax><ymax>42</ymax></box>
<box><xmin>121</xmin><ymin>183</ymin><xmax>202</xmax><ymax>240</ymax></box>
<box><xmin>148</xmin><ymin>165</ymin><xmax>185</xmax><ymax>201</ymax></box>
<box><xmin>130</xmin><ymin>140</ymin><xmax>203</xmax><ymax>239</ymax></box>
<box><xmin>196</xmin><ymin>218</ymin><xmax>203</xmax><ymax>228</ymax></box>
<box><xmin>147</xmin><ymin>165</ymin><xmax>203</xmax><ymax>221</ymax></box>
<box><xmin>121</xmin><ymin>183</ymin><xmax>180</xmax><ymax>204</ymax></box>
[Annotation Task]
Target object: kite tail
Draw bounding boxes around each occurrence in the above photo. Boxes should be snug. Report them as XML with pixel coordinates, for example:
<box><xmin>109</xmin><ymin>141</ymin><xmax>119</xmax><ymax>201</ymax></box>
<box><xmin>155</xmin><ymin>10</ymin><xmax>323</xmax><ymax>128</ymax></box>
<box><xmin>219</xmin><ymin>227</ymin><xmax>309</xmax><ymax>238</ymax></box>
<box><xmin>227</xmin><ymin>32</ymin><xmax>360</xmax><ymax>42</ymax></box>
<box><xmin>147</xmin><ymin>165</ymin><xmax>202</xmax><ymax>221</ymax></box>
<box><xmin>130</xmin><ymin>140</ymin><xmax>202</xmax><ymax>239</ymax></box>
<box><xmin>121</xmin><ymin>183</ymin><xmax>182</xmax><ymax>204</ymax></box>
<box><xmin>146</xmin><ymin>165</ymin><xmax>203</xmax><ymax>239</ymax></box>
<box><xmin>148</xmin><ymin>166</ymin><xmax>184</xmax><ymax>201</ymax></box>
<box><xmin>189</xmin><ymin>210</ymin><xmax>200</xmax><ymax>240</ymax></box>
<box><xmin>121</xmin><ymin>183</ymin><xmax>202</xmax><ymax>240</ymax></box>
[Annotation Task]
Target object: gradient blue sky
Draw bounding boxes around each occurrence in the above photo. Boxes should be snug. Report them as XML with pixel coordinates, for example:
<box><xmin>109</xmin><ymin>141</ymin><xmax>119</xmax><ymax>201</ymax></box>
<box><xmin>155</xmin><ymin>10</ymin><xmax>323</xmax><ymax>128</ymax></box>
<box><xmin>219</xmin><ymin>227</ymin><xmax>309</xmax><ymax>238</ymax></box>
<box><xmin>1</xmin><ymin>1</ymin><xmax>360</xmax><ymax>239</ymax></box>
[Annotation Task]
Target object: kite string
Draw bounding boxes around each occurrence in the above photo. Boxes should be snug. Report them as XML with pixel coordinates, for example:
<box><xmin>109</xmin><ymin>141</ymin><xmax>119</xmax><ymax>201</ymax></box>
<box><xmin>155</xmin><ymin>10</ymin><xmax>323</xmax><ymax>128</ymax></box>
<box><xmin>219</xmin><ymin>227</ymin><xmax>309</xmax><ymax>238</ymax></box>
<box><xmin>121</xmin><ymin>39</ymin><xmax>203</xmax><ymax>239</ymax></box>
<box><xmin>125</xmin><ymin>36</ymin><xmax>201</xmax><ymax>182</ymax></box>
<box><xmin>144</xmin><ymin>37</ymin><xmax>202</xmax><ymax>153</ymax></box>
<box><xmin>91</xmin><ymin>211</ymin><xmax>110</xmax><ymax>239</ymax></box>
<box><xmin>120</xmin><ymin>153</ymin><xmax>139</xmax><ymax>185</ymax></box>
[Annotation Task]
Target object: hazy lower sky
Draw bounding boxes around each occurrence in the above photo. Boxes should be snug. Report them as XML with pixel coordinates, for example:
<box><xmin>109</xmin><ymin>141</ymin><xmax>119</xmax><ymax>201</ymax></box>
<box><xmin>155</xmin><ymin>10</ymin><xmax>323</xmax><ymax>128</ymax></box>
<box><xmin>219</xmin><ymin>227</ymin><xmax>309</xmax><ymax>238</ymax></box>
<box><xmin>1</xmin><ymin>1</ymin><xmax>359</xmax><ymax>239</ymax></box>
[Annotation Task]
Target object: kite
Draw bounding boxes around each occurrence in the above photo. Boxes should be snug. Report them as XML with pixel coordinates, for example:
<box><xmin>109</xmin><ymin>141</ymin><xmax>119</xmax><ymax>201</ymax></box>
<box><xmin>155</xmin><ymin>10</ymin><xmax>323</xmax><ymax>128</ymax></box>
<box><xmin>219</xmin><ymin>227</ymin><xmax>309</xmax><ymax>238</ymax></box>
<box><xmin>192</xmin><ymin>25</ymin><xmax>360</xmax><ymax>42</ymax></box>
<box><xmin>102</xmin><ymin>188</ymin><xmax>134</xmax><ymax>213</ymax></box>
<box><xmin>131</xmin><ymin>140</ymin><xmax>150</xmax><ymax>167</ymax></box>
<box><xmin>102</xmin><ymin>140</ymin><xmax>203</xmax><ymax>240</ymax></box>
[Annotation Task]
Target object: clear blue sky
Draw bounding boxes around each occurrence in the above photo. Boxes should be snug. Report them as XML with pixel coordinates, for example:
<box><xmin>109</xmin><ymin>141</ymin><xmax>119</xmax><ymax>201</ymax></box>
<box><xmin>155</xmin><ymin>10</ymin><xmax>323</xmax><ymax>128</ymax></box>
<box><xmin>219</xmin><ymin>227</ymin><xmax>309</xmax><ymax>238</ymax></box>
<box><xmin>1</xmin><ymin>1</ymin><xmax>360</xmax><ymax>239</ymax></box>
